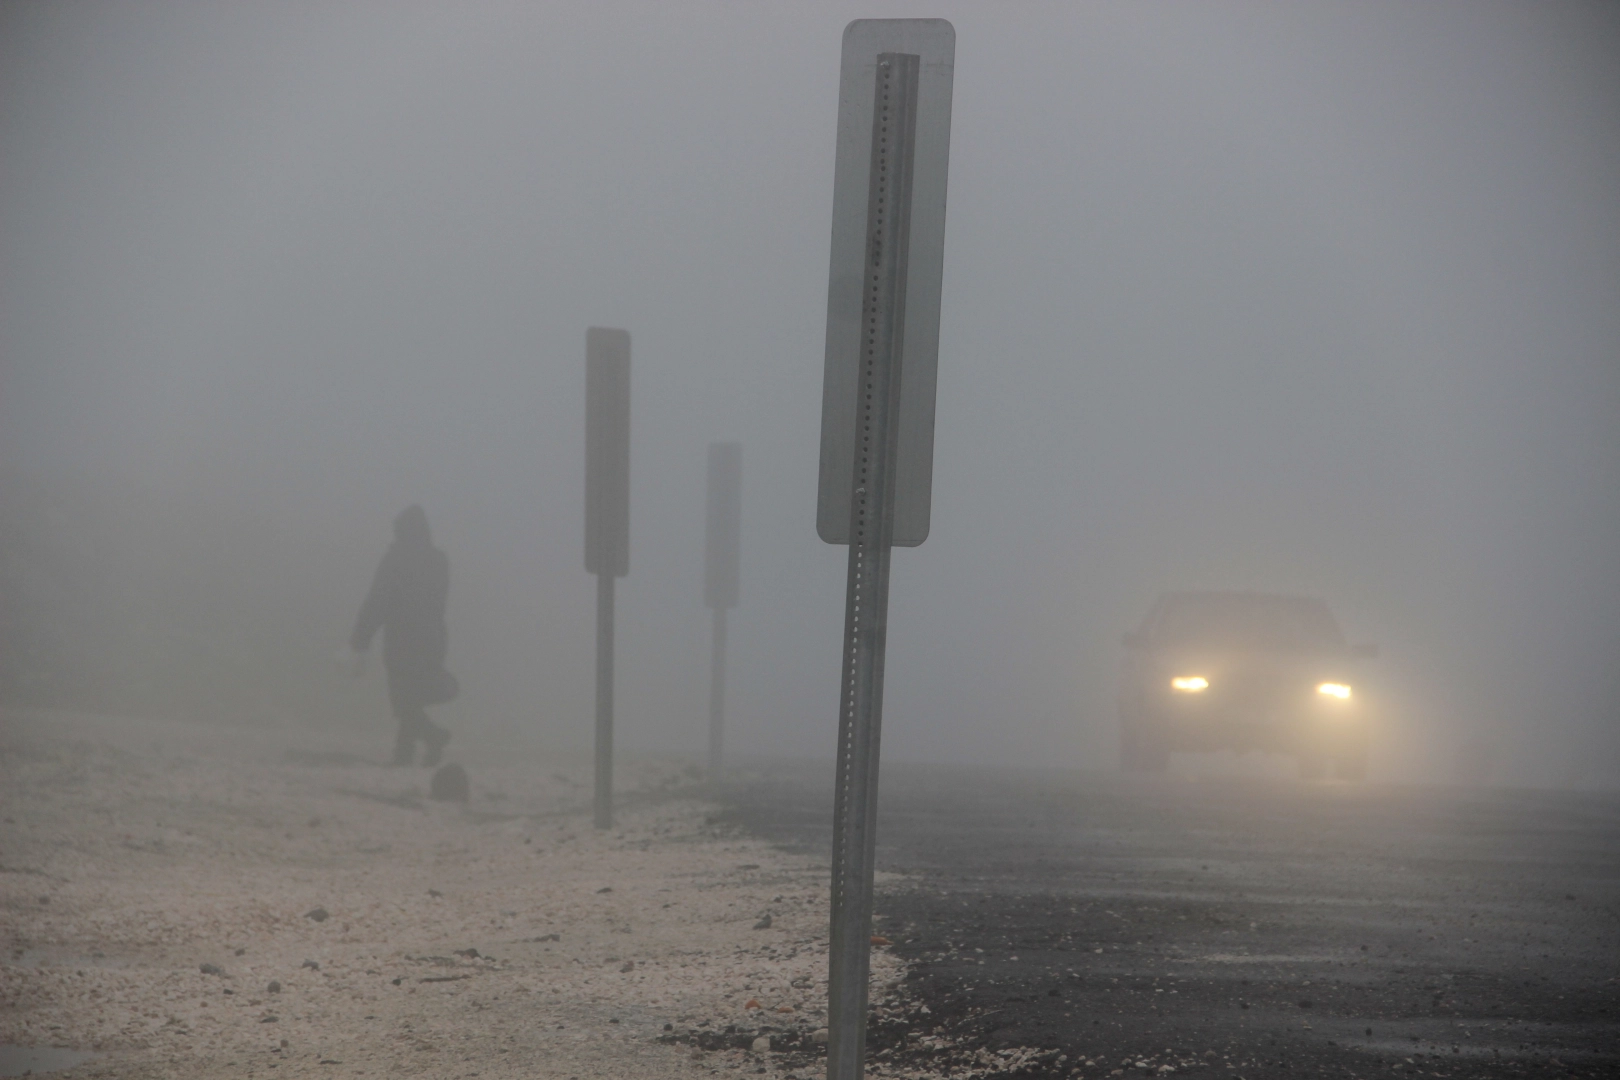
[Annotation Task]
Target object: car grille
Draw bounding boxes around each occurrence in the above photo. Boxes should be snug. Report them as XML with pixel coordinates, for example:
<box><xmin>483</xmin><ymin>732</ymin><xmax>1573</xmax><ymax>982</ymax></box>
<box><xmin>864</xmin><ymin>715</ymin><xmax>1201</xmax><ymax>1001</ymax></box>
<box><xmin>1216</xmin><ymin>668</ymin><xmax>1295</xmax><ymax>710</ymax></box>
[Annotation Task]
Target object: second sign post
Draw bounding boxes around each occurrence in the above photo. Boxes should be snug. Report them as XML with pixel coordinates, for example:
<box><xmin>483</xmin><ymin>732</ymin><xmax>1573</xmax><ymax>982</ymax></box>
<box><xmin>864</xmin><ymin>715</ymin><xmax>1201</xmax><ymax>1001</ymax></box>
<box><xmin>586</xmin><ymin>326</ymin><xmax>630</xmax><ymax>830</ymax></box>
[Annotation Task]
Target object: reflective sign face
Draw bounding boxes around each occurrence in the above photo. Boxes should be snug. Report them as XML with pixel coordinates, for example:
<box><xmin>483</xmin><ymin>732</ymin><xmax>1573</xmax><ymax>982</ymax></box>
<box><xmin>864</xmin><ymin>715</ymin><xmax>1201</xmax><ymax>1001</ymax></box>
<box><xmin>585</xmin><ymin>327</ymin><xmax>629</xmax><ymax>577</ymax></box>
<box><xmin>817</xmin><ymin>19</ymin><xmax>955</xmax><ymax>546</ymax></box>
<box><xmin>705</xmin><ymin>442</ymin><xmax>741</xmax><ymax>610</ymax></box>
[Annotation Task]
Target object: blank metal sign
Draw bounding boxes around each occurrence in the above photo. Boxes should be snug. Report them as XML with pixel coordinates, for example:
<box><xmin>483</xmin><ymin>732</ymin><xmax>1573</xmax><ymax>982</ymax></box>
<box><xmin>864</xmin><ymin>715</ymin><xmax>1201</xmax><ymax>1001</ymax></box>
<box><xmin>817</xmin><ymin>19</ymin><xmax>954</xmax><ymax>546</ymax></box>
<box><xmin>585</xmin><ymin>327</ymin><xmax>630</xmax><ymax>577</ymax></box>
<box><xmin>705</xmin><ymin>442</ymin><xmax>741</xmax><ymax>610</ymax></box>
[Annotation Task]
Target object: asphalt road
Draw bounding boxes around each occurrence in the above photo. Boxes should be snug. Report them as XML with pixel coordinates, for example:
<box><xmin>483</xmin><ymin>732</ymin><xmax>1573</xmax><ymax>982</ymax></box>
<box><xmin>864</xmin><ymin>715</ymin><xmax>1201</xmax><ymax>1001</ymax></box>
<box><xmin>717</xmin><ymin>763</ymin><xmax>1620</xmax><ymax>1079</ymax></box>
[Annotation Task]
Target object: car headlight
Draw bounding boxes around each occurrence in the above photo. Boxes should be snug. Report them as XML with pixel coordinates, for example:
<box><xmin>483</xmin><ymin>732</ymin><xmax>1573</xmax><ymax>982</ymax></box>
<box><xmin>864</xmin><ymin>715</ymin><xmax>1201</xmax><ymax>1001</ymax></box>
<box><xmin>1316</xmin><ymin>682</ymin><xmax>1352</xmax><ymax>701</ymax></box>
<box><xmin>1170</xmin><ymin>676</ymin><xmax>1209</xmax><ymax>693</ymax></box>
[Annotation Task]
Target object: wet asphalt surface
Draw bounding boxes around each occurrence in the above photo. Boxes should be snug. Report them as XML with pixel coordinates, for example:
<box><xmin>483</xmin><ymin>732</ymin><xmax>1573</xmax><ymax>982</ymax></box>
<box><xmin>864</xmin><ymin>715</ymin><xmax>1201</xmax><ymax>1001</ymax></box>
<box><xmin>716</xmin><ymin>763</ymin><xmax>1620</xmax><ymax>1079</ymax></box>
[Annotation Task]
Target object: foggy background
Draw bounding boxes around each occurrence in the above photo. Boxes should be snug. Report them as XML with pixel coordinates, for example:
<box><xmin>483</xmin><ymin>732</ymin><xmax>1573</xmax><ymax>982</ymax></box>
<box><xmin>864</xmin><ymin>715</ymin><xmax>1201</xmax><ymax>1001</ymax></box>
<box><xmin>2</xmin><ymin>1</ymin><xmax>1616</xmax><ymax>787</ymax></box>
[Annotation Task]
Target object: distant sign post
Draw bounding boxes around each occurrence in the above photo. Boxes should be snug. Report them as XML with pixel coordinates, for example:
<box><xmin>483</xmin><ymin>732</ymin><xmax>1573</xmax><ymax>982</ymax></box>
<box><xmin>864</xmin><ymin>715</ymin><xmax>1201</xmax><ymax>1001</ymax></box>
<box><xmin>704</xmin><ymin>442</ymin><xmax>741</xmax><ymax>777</ymax></box>
<box><xmin>586</xmin><ymin>327</ymin><xmax>630</xmax><ymax>830</ymax></box>
<box><xmin>818</xmin><ymin>20</ymin><xmax>954</xmax><ymax>1080</ymax></box>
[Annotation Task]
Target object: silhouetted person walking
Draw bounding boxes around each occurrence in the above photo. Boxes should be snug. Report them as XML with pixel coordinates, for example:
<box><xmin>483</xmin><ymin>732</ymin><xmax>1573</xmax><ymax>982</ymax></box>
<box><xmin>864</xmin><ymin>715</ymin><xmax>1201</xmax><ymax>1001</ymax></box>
<box><xmin>351</xmin><ymin>505</ymin><xmax>455</xmax><ymax>766</ymax></box>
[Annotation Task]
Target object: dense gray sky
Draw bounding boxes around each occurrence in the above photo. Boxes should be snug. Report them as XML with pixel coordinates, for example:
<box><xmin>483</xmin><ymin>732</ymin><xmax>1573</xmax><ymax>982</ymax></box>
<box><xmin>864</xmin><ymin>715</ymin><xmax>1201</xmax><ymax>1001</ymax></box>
<box><xmin>3</xmin><ymin>1</ymin><xmax>1617</xmax><ymax>785</ymax></box>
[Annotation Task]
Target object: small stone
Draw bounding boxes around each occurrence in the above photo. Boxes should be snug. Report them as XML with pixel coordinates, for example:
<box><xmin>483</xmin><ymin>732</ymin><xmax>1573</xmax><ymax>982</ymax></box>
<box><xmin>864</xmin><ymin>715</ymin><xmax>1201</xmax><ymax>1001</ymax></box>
<box><xmin>752</xmin><ymin>914</ymin><xmax>773</xmax><ymax>930</ymax></box>
<box><xmin>454</xmin><ymin>948</ymin><xmax>480</xmax><ymax>959</ymax></box>
<box><xmin>597</xmin><ymin>886</ymin><xmax>613</xmax><ymax>894</ymax></box>
<box><xmin>200</xmin><ymin>963</ymin><xmax>224</xmax><ymax>976</ymax></box>
<box><xmin>743</xmin><ymin>998</ymin><xmax>761</xmax><ymax>1010</ymax></box>
<box><xmin>267</xmin><ymin>980</ymin><xmax>281</xmax><ymax>993</ymax></box>
<box><xmin>235</xmin><ymin>948</ymin><xmax>246</xmax><ymax>956</ymax></box>
<box><xmin>620</xmin><ymin>961</ymin><xmax>635</xmax><ymax>972</ymax></box>
<box><xmin>663</xmin><ymin>1023</ymin><xmax>673</xmax><ymax>1032</ymax></box>
<box><xmin>428</xmin><ymin>889</ymin><xmax>443</xmax><ymax>898</ymax></box>
<box><xmin>302</xmin><ymin>960</ymin><xmax>320</xmax><ymax>970</ymax></box>
<box><xmin>260</xmin><ymin>1015</ymin><xmax>279</xmax><ymax>1023</ymax></box>
<box><xmin>751</xmin><ymin>1035</ymin><xmax>771</xmax><ymax>1053</ymax></box>
<box><xmin>305</xmin><ymin>907</ymin><xmax>329</xmax><ymax>922</ymax></box>
<box><xmin>812</xmin><ymin>1029</ymin><xmax>829</xmax><ymax>1045</ymax></box>
<box><xmin>1297</xmin><ymin>999</ymin><xmax>1313</xmax><ymax>1009</ymax></box>
<box><xmin>870</xmin><ymin>935</ymin><xmax>890</xmax><ymax>946</ymax></box>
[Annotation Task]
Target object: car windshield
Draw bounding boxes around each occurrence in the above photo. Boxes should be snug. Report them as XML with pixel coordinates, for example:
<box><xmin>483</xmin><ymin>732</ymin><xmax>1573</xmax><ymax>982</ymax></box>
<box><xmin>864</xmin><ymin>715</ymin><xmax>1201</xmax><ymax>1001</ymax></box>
<box><xmin>1152</xmin><ymin>593</ymin><xmax>1346</xmax><ymax>651</ymax></box>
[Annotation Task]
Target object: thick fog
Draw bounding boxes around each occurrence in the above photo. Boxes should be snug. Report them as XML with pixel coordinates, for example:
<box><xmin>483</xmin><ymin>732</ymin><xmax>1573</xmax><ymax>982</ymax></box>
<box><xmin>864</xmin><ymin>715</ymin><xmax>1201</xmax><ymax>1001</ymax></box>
<box><xmin>3</xmin><ymin>1</ymin><xmax>1617</xmax><ymax>787</ymax></box>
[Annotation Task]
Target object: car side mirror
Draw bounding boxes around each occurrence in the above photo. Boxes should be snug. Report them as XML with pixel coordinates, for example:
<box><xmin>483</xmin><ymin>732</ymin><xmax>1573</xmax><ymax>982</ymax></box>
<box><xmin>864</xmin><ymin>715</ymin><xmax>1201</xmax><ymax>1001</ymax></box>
<box><xmin>1351</xmin><ymin>642</ymin><xmax>1378</xmax><ymax>659</ymax></box>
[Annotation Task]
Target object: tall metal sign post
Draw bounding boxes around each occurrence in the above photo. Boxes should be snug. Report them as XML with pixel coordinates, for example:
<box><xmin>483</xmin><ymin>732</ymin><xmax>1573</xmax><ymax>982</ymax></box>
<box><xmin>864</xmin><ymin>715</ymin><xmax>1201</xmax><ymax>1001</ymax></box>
<box><xmin>586</xmin><ymin>327</ymin><xmax>630</xmax><ymax>830</ymax></box>
<box><xmin>817</xmin><ymin>20</ymin><xmax>954</xmax><ymax>1080</ymax></box>
<box><xmin>704</xmin><ymin>442</ymin><xmax>742</xmax><ymax>777</ymax></box>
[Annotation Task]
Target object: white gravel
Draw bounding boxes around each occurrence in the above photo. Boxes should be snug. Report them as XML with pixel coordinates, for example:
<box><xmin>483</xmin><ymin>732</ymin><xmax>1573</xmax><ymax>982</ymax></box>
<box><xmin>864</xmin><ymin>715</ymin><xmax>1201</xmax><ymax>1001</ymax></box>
<box><xmin>0</xmin><ymin>709</ymin><xmax>909</xmax><ymax>1079</ymax></box>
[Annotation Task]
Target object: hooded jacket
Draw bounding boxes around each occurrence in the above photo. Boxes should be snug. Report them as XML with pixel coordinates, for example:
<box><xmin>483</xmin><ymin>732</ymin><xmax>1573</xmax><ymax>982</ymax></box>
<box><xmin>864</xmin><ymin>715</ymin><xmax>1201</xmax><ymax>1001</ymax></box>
<box><xmin>351</xmin><ymin>506</ymin><xmax>450</xmax><ymax>697</ymax></box>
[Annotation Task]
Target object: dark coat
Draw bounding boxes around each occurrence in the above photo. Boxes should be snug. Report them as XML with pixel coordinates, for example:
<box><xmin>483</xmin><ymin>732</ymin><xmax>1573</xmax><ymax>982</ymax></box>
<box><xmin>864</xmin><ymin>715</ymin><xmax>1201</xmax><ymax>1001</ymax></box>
<box><xmin>351</xmin><ymin>506</ymin><xmax>449</xmax><ymax>708</ymax></box>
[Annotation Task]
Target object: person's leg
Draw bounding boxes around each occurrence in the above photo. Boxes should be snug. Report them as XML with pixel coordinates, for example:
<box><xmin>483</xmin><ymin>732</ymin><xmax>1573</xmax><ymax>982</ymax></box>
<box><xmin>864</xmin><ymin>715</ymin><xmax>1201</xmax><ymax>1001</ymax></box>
<box><xmin>391</xmin><ymin>702</ymin><xmax>428</xmax><ymax>765</ymax></box>
<box><xmin>421</xmin><ymin>711</ymin><xmax>450</xmax><ymax>767</ymax></box>
<box><xmin>388</xmin><ymin>675</ymin><xmax>428</xmax><ymax>766</ymax></box>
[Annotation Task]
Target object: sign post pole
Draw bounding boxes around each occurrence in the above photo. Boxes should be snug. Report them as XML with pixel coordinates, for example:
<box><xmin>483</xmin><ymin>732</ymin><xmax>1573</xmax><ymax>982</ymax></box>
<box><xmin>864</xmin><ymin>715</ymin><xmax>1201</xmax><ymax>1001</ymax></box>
<box><xmin>586</xmin><ymin>327</ymin><xmax>630</xmax><ymax>831</ymax></box>
<box><xmin>707</xmin><ymin>606</ymin><xmax>727</xmax><ymax>775</ymax></box>
<box><xmin>817</xmin><ymin>20</ymin><xmax>952</xmax><ymax>1080</ymax></box>
<box><xmin>826</xmin><ymin>51</ymin><xmax>920</xmax><ymax>1080</ymax></box>
<box><xmin>704</xmin><ymin>442</ymin><xmax>742</xmax><ymax>777</ymax></box>
<box><xmin>594</xmin><ymin>569</ymin><xmax>614</xmax><ymax>829</ymax></box>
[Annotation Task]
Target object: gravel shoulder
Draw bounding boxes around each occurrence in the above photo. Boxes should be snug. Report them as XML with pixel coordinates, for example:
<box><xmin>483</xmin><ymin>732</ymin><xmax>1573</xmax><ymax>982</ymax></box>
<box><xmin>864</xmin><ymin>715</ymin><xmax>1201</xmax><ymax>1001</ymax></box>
<box><xmin>0</xmin><ymin>710</ymin><xmax>907</xmax><ymax>1079</ymax></box>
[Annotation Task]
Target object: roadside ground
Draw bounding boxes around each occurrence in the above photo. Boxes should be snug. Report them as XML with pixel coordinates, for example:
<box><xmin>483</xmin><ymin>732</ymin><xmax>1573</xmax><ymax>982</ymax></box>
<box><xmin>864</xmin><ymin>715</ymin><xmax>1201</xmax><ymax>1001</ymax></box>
<box><xmin>0</xmin><ymin>709</ymin><xmax>910</xmax><ymax>1079</ymax></box>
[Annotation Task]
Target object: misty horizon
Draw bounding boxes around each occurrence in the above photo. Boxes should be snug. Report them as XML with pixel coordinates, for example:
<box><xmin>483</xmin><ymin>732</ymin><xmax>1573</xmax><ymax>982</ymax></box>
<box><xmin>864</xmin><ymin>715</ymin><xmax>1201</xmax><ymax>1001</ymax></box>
<box><xmin>2</xmin><ymin>1</ymin><xmax>1617</xmax><ymax>788</ymax></box>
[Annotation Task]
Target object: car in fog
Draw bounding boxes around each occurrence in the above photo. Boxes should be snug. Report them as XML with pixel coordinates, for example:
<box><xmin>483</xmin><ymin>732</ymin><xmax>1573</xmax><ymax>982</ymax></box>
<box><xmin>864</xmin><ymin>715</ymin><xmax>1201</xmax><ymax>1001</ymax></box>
<box><xmin>1119</xmin><ymin>590</ymin><xmax>1375</xmax><ymax>778</ymax></box>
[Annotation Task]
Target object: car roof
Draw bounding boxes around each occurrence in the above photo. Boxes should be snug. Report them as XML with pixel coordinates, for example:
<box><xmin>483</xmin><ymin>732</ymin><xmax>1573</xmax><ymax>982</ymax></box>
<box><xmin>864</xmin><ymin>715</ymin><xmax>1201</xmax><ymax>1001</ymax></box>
<box><xmin>1143</xmin><ymin>590</ymin><xmax>1346</xmax><ymax>648</ymax></box>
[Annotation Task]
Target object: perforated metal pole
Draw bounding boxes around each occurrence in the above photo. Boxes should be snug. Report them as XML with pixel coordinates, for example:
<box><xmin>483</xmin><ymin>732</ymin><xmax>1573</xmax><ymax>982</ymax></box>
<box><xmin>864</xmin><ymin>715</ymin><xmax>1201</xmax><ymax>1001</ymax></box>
<box><xmin>594</xmin><ymin>570</ymin><xmax>614</xmax><ymax>830</ymax></box>
<box><xmin>827</xmin><ymin>51</ymin><xmax>919</xmax><ymax>1080</ymax></box>
<box><xmin>707</xmin><ymin>606</ymin><xmax>728</xmax><ymax>777</ymax></box>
